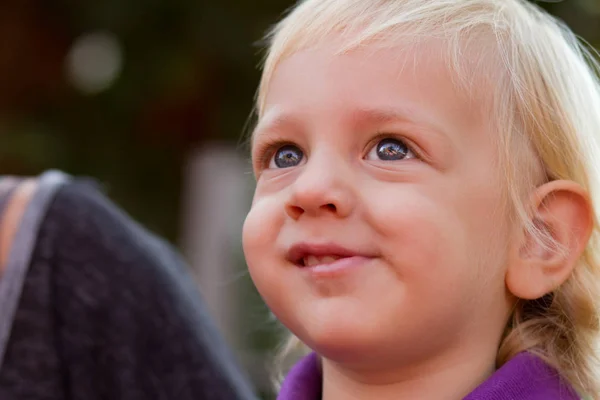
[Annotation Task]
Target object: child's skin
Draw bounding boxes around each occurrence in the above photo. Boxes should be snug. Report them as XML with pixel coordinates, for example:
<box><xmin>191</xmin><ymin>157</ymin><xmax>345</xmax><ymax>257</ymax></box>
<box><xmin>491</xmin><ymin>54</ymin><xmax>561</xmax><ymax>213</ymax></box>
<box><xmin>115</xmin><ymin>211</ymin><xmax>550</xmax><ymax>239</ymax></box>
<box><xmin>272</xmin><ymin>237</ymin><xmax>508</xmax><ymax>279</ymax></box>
<box><xmin>243</xmin><ymin>37</ymin><xmax>592</xmax><ymax>400</ymax></box>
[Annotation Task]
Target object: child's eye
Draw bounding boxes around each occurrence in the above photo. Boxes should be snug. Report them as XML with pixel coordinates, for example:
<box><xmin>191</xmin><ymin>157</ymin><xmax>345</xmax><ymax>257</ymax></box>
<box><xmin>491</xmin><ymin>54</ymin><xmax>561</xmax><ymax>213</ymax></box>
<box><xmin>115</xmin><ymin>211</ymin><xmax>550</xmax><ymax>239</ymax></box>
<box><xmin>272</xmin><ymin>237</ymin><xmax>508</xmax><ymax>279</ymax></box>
<box><xmin>269</xmin><ymin>144</ymin><xmax>305</xmax><ymax>169</ymax></box>
<box><xmin>365</xmin><ymin>138</ymin><xmax>416</xmax><ymax>161</ymax></box>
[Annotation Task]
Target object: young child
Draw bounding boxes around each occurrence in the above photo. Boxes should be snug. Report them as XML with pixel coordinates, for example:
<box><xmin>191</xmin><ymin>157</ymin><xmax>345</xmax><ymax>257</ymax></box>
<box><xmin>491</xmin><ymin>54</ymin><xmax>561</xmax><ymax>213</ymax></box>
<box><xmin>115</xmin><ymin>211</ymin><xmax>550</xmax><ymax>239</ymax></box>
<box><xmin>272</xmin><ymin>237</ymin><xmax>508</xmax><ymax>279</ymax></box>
<box><xmin>242</xmin><ymin>0</ymin><xmax>600</xmax><ymax>398</ymax></box>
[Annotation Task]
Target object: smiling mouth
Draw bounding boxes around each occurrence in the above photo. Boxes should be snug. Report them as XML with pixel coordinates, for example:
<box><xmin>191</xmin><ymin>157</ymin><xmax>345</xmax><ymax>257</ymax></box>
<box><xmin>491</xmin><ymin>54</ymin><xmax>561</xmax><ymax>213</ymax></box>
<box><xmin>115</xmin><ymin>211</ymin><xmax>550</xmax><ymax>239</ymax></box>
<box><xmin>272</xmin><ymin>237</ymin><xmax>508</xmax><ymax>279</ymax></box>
<box><xmin>295</xmin><ymin>252</ymin><xmax>374</xmax><ymax>278</ymax></box>
<box><xmin>301</xmin><ymin>255</ymin><xmax>346</xmax><ymax>267</ymax></box>
<box><xmin>287</xmin><ymin>242</ymin><xmax>374</xmax><ymax>268</ymax></box>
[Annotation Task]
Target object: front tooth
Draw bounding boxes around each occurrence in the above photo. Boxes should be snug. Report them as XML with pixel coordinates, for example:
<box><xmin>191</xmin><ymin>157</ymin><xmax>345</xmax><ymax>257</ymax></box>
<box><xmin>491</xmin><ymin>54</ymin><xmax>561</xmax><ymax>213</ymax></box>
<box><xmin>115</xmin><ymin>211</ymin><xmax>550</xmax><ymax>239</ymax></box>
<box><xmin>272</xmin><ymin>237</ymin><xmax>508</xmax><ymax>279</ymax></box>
<box><xmin>305</xmin><ymin>255</ymin><xmax>320</xmax><ymax>267</ymax></box>
<box><xmin>321</xmin><ymin>256</ymin><xmax>338</xmax><ymax>264</ymax></box>
<box><xmin>303</xmin><ymin>255</ymin><xmax>340</xmax><ymax>267</ymax></box>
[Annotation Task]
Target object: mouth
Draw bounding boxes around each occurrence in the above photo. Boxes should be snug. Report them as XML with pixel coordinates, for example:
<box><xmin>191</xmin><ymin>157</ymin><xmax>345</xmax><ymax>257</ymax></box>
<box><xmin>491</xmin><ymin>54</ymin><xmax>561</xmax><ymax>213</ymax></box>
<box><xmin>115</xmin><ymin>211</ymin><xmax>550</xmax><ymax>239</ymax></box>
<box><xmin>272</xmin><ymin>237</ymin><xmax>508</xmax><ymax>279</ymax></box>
<box><xmin>301</xmin><ymin>255</ymin><xmax>344</xmax><ymax>267</ymax></box>
<box><xmin>287</xmin><ymin>242</ymin><xmax>373</xmax><ymax>268</ymax></box>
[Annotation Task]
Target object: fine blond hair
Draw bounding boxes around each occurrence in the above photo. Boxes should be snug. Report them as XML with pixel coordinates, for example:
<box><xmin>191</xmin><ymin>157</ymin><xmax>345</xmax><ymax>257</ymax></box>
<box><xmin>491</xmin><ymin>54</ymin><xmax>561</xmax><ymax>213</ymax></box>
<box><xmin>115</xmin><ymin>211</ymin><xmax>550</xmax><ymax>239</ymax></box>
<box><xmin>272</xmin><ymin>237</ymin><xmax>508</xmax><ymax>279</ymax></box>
<box><xmin>254</xmin><ymin>0</ymin><xmax>600</xmax><ymax>397</ymax></box>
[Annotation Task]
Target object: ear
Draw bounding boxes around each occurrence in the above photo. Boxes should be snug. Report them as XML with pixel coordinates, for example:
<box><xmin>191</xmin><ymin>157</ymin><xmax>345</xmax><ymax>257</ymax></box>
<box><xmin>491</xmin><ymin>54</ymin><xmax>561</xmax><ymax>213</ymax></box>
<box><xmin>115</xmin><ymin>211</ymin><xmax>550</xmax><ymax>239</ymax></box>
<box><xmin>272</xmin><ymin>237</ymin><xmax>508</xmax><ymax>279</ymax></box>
<box><xmin>506</xmin><ymin>180</ymin><xmax>593</xmax><ymax>300</ymax></box>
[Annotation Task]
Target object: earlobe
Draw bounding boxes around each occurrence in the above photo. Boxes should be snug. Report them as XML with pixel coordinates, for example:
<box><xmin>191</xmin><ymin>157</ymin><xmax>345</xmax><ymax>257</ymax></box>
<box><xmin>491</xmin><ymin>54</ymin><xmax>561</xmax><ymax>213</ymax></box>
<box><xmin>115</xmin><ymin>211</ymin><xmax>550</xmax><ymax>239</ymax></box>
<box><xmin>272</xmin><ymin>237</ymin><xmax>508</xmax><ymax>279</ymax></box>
<box><xmin>506</xmin><ymin>180</ymin><xmax>593</xmax><ymax>300</ymax></box>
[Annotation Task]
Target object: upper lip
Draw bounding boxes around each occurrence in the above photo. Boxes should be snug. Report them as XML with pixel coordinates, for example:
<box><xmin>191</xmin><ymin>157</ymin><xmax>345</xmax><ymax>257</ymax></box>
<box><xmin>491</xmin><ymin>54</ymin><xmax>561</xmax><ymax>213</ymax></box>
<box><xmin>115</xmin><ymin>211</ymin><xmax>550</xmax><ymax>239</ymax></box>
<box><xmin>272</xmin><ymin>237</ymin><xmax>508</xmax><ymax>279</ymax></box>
<box><xmin>286</xmin><ymin>242</ymin><xmax>374</xmax><ymax>266</ymax></box>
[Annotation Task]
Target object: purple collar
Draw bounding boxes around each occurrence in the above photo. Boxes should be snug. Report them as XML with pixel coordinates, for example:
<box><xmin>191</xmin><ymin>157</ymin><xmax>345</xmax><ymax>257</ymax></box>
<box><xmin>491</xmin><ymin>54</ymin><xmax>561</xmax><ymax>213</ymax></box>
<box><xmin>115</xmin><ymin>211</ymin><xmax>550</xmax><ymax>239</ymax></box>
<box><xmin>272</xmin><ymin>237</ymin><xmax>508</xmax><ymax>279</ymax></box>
<box><xmin>277</xmin><ymin>352</ymin><xmax>579</xmax><ymax>400</ymax></box>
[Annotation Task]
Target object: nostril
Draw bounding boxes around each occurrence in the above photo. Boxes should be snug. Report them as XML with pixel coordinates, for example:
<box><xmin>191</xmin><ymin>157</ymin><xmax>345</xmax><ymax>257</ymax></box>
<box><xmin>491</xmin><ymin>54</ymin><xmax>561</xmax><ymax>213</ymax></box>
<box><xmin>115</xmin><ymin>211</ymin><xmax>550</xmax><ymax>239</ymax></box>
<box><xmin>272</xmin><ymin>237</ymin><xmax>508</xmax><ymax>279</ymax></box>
<box><xmin>324</xmin><ymin>203</ymin><xmax>336</xmax><ymax>212</ymax></box>
<box><xmin>286</xmin><ymin>205</ymin><xmax>304</xmax><ymax>219</ymax></box>
<box><xmin>285</xmin><ymin>202</ymin><xmax>339</xmax><ymax>219</ymax></box>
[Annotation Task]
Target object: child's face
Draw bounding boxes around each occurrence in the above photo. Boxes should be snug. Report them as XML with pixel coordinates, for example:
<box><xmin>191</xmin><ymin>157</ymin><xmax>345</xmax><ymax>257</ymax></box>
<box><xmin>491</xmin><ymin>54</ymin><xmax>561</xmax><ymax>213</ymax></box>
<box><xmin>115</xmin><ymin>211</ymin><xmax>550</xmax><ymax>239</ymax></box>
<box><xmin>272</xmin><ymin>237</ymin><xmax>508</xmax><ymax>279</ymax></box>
<box><xmin>244</xmin><ymin>40</ymin><xmax>515</xmax><ymax>367</ymax></box>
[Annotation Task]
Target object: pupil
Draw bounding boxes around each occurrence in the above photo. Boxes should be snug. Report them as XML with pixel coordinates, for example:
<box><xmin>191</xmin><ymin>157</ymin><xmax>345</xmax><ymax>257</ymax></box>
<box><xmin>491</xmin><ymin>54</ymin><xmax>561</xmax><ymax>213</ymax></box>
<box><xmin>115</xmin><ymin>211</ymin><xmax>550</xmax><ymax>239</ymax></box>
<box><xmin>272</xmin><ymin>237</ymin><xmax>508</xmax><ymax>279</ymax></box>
<box><xmin>377</xmin><ymin>139</ymin><xmax>407</xmax><ymax>160</ymax></box>
<box><xmin>275</xmin><ymin>145</ymin><xmax>303</xmax><ymax>168</ymax></box>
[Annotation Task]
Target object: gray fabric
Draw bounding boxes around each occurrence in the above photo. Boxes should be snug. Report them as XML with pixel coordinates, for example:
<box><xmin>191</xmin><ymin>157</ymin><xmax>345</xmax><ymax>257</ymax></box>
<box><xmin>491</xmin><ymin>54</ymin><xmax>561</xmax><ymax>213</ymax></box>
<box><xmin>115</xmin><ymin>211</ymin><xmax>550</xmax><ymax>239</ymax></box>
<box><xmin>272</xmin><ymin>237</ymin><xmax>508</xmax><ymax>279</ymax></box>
<box><xmin>0</xmin><ymin>174</ymin><xmax>258</xmax><ymax>400</ymax></box>
<box><xmin>0</xmin><ymin>170</ymin><xmax>70</xmax><ymax>367</ymax></box>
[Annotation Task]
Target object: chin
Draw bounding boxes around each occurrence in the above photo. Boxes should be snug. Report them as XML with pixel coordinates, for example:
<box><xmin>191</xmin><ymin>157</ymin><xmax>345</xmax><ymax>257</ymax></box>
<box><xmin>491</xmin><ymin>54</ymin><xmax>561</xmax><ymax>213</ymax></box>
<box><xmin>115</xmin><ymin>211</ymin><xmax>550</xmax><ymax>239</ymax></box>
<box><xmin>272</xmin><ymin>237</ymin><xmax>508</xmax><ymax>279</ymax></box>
<box><xmin>293</xmin><ymin>316</ymin><xmax>384</xmax><ymax>365</ymax></box>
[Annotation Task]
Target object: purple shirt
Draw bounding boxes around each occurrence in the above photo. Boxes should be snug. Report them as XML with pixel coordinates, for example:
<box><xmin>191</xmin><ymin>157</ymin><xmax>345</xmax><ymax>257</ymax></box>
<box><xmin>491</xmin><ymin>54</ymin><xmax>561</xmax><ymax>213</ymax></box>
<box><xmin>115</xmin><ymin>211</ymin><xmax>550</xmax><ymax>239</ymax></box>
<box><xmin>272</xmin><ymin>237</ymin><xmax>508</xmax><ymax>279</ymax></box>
<box><xmin>277</xmin><ymin>352</ymin><xmax>580</xmax><ymax>400</ymax></box>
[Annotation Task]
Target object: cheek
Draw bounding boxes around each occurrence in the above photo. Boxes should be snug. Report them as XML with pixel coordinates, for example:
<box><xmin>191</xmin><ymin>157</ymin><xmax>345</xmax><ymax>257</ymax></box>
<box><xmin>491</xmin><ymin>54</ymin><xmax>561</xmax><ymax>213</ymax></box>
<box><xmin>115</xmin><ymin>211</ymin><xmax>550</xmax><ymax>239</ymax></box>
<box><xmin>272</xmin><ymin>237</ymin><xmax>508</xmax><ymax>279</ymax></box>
<box><xmin>367</xmin><ymin>182</ymin><xmax>508</xmax><ymax>292</ymax></box>
<box><xmin>242</xmin><ymin>195</ymin><xmax>304</xmax><ymax>333</ymax></box>
<box><xmin>368</xmin><ymin>187</ymin><xmax>464</xmax><ymax>268</ymax></box>
<box><xmin>242</xmin><ymin>195</ymin><xmax>284</xmax><ymax>293</ymax></box>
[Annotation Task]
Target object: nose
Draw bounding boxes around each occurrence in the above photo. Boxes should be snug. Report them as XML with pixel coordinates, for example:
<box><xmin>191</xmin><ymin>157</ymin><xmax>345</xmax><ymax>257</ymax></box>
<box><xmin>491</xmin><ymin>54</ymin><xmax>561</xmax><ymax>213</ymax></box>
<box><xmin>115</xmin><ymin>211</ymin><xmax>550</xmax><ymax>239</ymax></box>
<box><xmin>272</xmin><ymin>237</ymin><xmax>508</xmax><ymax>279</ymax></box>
<box><xmin>285</xmin><ymin>155</ymin><xmax>356</xmax><ymax>220</ymax></box>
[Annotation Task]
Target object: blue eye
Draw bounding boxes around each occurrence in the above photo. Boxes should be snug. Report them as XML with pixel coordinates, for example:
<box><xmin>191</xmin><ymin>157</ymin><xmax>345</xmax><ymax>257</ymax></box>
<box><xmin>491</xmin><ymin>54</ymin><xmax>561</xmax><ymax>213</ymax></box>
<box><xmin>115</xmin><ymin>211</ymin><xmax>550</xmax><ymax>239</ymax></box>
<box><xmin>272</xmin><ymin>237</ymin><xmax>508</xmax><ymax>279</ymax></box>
<box><xmin>366</xmin><ymin>138</ymin><xmax>415</xmax><ymax>161</ymax></box>
<box><xmin>269</xmin><ymin>145</ymin><xmax>304</xmax><ymax>169</ymax></box>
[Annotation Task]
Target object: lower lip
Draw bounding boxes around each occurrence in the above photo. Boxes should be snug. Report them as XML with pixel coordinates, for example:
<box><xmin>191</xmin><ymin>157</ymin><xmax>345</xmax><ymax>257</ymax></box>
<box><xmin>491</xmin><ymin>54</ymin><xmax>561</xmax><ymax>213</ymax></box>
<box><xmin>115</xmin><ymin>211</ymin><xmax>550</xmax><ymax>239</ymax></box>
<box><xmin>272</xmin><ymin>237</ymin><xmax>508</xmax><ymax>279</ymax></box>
<box><xmin>302</xmin><ymin>256</ymin><xmax>373</xmax><ymax>278</ymax></box>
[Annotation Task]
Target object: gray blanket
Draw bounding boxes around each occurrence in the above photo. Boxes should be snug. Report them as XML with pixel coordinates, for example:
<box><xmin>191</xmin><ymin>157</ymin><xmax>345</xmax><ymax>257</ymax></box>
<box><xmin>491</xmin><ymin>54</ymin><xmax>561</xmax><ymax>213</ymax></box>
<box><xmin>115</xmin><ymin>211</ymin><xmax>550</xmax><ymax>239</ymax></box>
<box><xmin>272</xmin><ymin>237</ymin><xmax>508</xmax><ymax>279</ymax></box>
<box><xmin>0</xmin><ymin>171</ymin><xmax>257</xmax><ymax>400</ymax></box>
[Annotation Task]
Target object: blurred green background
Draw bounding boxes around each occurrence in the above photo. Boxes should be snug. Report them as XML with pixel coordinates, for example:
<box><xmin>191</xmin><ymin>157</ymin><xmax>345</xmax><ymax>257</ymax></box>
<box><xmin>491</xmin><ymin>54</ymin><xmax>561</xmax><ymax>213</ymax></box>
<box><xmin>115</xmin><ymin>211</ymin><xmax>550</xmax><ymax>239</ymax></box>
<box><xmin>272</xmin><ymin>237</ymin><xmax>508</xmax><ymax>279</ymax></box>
<box><xmin>1</xmin><ymin>0</ymin><xmax>599</xmax><ymax>398</ymax></box>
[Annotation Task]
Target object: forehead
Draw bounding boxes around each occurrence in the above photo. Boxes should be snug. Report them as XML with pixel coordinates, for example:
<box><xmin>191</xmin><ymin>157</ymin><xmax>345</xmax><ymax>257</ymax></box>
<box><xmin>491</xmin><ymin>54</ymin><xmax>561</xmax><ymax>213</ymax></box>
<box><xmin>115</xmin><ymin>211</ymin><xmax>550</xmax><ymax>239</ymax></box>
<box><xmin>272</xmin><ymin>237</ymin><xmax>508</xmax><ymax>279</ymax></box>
<box><xmin>254</xmin><ymin>39</ymin><xmax>489</xmax><ymax>144</ymax></box>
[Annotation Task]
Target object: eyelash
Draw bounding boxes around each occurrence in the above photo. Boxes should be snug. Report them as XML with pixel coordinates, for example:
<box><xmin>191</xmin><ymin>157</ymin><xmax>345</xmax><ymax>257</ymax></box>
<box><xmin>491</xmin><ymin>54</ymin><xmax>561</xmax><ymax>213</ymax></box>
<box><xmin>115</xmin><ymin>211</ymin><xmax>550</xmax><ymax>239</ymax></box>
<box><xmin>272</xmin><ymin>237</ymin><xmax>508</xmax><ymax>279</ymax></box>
<box><xmin>253</xmin><ymin>137</ymin><xmax>298</xmax><ymax>169</ymax></box>
<box><xmin>368</xmin><ymin>132</ymin><xmax>422</xmax><ymax>160</ymax></box>
<box><xmin>252</xmin><ymin>133</ymin><xmax>423</xmax><ymax>170</ymax></box>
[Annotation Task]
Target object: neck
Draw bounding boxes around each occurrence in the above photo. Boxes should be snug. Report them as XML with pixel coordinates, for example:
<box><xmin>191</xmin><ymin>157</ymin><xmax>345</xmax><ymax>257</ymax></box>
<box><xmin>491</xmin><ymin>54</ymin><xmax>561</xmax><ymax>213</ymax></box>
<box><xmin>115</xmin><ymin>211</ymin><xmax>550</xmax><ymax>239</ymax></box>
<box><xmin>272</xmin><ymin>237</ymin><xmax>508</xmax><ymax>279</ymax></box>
<box><xmin>321</xmin><ymin>345</ymin><xmax>497</xmax><ymax>400</ymax></box>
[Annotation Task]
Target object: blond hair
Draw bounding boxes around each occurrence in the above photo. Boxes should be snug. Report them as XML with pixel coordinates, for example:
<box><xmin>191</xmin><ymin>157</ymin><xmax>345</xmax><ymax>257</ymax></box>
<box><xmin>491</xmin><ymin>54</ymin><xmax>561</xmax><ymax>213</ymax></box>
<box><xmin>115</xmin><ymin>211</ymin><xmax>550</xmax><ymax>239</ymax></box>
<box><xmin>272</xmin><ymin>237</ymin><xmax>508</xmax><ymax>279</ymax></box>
<box><xmin>255</xmin><ymin>0</ymin><xmax>600</xmax><ymax>397</ymax></box>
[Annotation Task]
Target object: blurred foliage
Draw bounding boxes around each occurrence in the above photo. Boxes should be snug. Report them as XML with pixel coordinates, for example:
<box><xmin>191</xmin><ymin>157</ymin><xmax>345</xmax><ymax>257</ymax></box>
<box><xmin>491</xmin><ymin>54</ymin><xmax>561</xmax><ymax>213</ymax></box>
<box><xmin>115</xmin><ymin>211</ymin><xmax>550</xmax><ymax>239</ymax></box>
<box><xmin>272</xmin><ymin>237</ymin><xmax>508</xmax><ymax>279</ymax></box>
<box><xmin>1</xmin><ymin>0</ymin><xmax>600</xmax><ymax>397</ymax></box>
<box><xmin>0</xmin><ymin>0</ymin><xmax>288</xmax><ymax>239</ymax></box>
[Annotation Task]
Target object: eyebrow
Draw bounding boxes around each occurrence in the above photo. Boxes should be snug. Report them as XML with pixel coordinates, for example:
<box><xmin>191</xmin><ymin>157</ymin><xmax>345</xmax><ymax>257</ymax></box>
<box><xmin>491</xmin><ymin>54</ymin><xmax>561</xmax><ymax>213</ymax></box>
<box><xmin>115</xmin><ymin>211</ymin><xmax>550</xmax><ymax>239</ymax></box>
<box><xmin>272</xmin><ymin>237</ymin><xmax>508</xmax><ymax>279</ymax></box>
<box><xmin>348</xmin><ymin>106</ymin><xmax>449</xmax><ymax>136</ymax></box>
<box><xmin>352</xmin><ymin>107</ymin><xmax>408</xmax><ymax>124</ymax></box>
<box><xmin>252</xmin><ymin>105</ymin><xmax>450</xmax><ymax>144</ymax></box>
